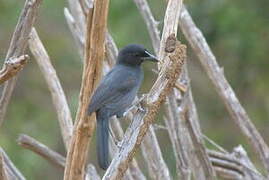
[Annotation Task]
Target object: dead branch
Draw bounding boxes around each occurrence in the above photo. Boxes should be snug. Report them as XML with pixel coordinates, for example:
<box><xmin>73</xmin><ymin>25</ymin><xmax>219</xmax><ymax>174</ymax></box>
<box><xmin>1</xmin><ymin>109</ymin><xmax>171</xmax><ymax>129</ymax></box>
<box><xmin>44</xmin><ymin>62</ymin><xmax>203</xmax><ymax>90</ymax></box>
<box><xmin>103</xmin><ymin>36</ymin><xmax>186</xmax><ymax>179</ymax></box>
<box><xmin>140</xmin><ymin>127</ymin><xmax>171</xmax><ymax>179</ymax></box>
<box><xmin>0</xmin><ymin>153</ymin><xmax>9</xmax><ymax>180</ymax></box>
<box><xmin>0</xmin><ymin>148</ymin><xmax>26</xmax><ymax>180</ymax></box>
<box><xmin>28</xmin><ymin>28</ymin><xmax>73</xmax><ymax>149</ymax></box>
<box><xmin>133</xmin><ymin>0</ymin><xmax>160</xmax><ymax>53</ymax></box>
<box><xmin>0</xmin><ymin>0</ymin><xmax>43</xmax><ymax>128</ymax></box>
<box><xmin>0</xmin><ymin>55</ymin><xmax>29</xmax><ymax>85</ymax></box>
<box><xmin>64</xmin><ymin>0</ymin><xmax>109</xmax><ymax>179</ymax></box>
<box><xmin>134</xmin><ymin>0</ymin><xmax>215</xmax><ymax>179</ymax></box>
<box><xmin>17</xmin><ymin>134</ymin><xmax>66</xmax><ymax>170</ymax></box>
<box><xmin>64</xmin><ymin>8</ymin><xmax>85</xmax><ymax>57</ymax></box>
<box><xmin>180</xmin><ymin>5</ymin><xmax>269</xmax><ymax>174</ymax></box>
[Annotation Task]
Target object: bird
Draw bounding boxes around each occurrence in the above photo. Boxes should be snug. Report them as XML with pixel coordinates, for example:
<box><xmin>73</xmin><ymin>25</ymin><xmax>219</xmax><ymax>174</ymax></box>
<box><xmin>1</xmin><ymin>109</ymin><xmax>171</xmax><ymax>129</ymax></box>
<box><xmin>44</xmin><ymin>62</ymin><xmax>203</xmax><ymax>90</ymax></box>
<box><xmin>88</xmin><ymin>44</ymin><xmax>158</xmax><ymax>170</ymax></box>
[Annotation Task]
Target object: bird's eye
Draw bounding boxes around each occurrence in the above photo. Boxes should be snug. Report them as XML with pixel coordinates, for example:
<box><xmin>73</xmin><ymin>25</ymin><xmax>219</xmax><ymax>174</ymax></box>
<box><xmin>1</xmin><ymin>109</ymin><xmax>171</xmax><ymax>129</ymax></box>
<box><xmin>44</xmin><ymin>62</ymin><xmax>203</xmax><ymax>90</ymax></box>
<box><xmin>134</xmin><ymin>53</ymin><xmax>140</xmax><ymax>57</ymax></box>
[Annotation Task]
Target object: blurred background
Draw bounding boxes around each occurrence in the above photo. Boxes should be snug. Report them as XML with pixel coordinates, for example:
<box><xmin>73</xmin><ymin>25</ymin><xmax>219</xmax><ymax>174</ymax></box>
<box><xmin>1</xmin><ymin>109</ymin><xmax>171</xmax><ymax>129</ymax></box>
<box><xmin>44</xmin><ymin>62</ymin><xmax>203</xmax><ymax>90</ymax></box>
<box><xmin>0</xmin><ymin>0</ymin><xmax>268</xmax><ymax>179</ymax></box>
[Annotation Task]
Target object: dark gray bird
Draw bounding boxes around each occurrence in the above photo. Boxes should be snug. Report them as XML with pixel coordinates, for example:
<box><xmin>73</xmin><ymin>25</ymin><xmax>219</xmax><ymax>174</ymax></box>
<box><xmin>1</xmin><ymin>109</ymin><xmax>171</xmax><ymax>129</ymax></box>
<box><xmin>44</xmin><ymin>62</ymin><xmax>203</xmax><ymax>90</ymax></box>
<box><xmin>88</xmin><ymin>44</ymin><xmax>158</xmax><ymax>170</ymax></box>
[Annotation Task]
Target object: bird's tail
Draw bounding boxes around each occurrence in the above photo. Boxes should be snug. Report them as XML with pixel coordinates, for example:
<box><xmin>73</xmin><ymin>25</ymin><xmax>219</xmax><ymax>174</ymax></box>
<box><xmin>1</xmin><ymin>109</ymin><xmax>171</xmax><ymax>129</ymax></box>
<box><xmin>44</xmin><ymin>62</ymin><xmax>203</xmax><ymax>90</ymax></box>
<box><xmin>96</xmin><ymin>112</ymin><xmax>109</xmax><ymax>170</ymax></box>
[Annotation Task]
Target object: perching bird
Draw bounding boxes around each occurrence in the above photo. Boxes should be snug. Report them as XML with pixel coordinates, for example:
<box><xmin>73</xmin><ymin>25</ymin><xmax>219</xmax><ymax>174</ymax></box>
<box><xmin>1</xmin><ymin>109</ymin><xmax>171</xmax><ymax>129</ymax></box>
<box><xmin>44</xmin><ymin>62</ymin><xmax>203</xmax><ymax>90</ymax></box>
<box><xmin>88</xmin><ymin>44</ymin><xmax>158</xmax><ymax>170</ymax></box>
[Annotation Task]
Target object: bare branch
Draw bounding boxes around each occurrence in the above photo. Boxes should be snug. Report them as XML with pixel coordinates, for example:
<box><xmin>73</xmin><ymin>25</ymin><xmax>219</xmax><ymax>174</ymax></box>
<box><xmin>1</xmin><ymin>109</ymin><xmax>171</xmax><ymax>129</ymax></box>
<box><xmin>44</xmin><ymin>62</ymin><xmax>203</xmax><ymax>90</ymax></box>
<box><xmin>17</xmin><ymin>134</ymin><xmax>103</xmax><ymax>179</ymax></box>
<box><xmin>110</xmin><ymin>117</ymin><xmax>146</xmax><ymax>180</ymax></box>
<box><xmin>0</xmin><ymin>0</ymin><xmax>43</xmax><ymax>128</ymax></box>
<box><xmin>17</xmin><ymin>134</ymin><xmax>65</xmax><ymax>170</ymax></box>
<box><xmin>28</xmin><ymin>28</ymin><xmax>73</xmax><ymax>150</ymax></box>
<box><xmin>0</xmin><ymin>153</ymin><xmax>9</xmax><ymax>180</ymax></box>
<box><xmin>141</xmin><ymin>127</ymin><xmax>171</xmax><ymax>179</ymax></box>
<box><xmin>103</xmin><ymin>37</ymin><xmax>186</xmax><ymax>179</ymax></box>
<box><xmin>0</xmin><ymin>55</ymin><xmax>29</xmax><ymax>85</ymax></box>
<box><xmin>64</xmin><ymin>8</ymin><xmax>85</xmax><ymax>58</ymax></box>
<box><xmin>208</xmin><ymin>148</ymin><xmax>266</xmax><ymax>180</ymax></box>
<box><xmin>133</xmin><ymin>0</ymin><xmax>160</xmax><ymax>53</ymax></box>
<box><xmin>180</xmin><ymin>6</ymin><xmax>269</xmax><ymax>174</ymax></box>
<box><xmin>0</xmin><ymin>148</ymin><xmax>26</xmax><ymax>180</ymax></box>
<box><xmin>64</xmin><ymin>0</ymin><xmax>109</xmax><ymax>179</ymax></box>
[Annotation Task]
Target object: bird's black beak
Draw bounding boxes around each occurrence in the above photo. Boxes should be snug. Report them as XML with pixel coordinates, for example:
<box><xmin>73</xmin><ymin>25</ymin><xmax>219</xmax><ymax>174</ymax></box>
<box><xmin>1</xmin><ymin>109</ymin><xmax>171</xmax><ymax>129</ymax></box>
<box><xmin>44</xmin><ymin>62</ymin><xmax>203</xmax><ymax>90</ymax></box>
<box><xmin>142</xmin><ymin>51</ymin><xmax>159</xmax><ymax>62</ymax></box>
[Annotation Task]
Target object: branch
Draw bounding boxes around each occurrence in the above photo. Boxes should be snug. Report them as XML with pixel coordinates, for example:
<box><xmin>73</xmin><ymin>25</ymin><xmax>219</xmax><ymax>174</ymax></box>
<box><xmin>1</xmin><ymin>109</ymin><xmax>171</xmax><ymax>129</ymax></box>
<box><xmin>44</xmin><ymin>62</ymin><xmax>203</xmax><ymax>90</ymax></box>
<box><xmin>208</xmin><ymin>148</ymin><xmax>266</xmax><ymax>180</ymax></box>
<box><xmin>28</xmin><ymin>28</ymin><xmax>73</xmax><ymax>150</ymax></box>
<box><xmin>134</xmin><ymin>0</ymin><xmax>215</xmax><ymax>178</ymax></box>
<box><xmin>0</xmin><ymin>55</ymin><xmax>29</xmax><ymax>85</ymax></box>
<box><xmin>64</xmin><ymin>0</ymin><xmax>109</xmax><ymax>179</ymax></box>
<box><xmin>0</xmin><ymin>148</ymin><xmax>26</xmax><ymax>180</ymax></box>
<box><xmin>133</xmin><ymin>0</ymin><xmax>160</xmax><ymax>53</ymax></box>
<box><xmin>0</xmin><ymin>153</ymin><xmax>9</xmax><ymax>180</ymax></box>
<box><xmin>140</xmin><ymin>127</ymin><xmax>171</xmax><ymax>179</ymax></box>
<box><xmin>0</xmin><ymin>0</ymin><xmax>43</xmax><ymax>128</ymax></box>
<box><xmin>64</xmin><ymin>8</ymin><xmax>85</xmax><ymax>58</ymax></box>
<box><xmin>180</xmin><ymin>6</ymin><xmax>269</xmax><ymax>174</ymax></box>
<box><xmin>103</xmin><ymin>36</ymin><xmax>186</xmax><ymax>179</ymax></box>
<box><xmin>17</xmin><ymin>134</ymin><xmax>65</xmax><ymax>170</ymax></box>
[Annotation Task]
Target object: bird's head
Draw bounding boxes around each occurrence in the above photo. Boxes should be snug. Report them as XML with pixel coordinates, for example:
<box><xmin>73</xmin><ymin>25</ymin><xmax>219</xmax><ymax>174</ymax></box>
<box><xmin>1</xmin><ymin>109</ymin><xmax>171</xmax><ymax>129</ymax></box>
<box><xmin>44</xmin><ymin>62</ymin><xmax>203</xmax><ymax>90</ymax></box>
<box><xmin>117</xmin><ymin>44</ymin><xmax>158</xmax><ymax>66</ymax></box>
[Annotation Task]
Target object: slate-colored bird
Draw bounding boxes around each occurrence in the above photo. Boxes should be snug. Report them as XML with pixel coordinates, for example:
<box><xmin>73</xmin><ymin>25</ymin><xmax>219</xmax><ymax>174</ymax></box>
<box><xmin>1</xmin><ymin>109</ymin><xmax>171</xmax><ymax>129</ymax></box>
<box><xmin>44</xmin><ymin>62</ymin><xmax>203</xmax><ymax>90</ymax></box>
<box><xmin>88</xmin><ymin>44</ymin><xmax>158</xmax><ymax>170</ymax></box>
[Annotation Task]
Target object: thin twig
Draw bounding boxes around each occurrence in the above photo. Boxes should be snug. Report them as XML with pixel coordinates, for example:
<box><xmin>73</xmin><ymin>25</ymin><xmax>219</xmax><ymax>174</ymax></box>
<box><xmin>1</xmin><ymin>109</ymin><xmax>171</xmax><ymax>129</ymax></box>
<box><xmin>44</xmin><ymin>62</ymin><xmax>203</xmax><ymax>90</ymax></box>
<box><xmin>180</xmin><ymin>6</ymin><xmax>269</xmax><ymax>174</ymax></box>
<box><xmin>0</xmin><ymin>0</ymin><xmax>43</xmax><ymax>128</ymax></box>
<box><xmin>28</xmin><ymin>28</ymin><xmax>73</xmax><ymax>150</ymax></box>
<box><xmin>0</xmin><ymin>153</ymin><xmax>9</xmax><ymax>180</ymax></box>
<box><xmin>0</xmin><ymin>148</ymin><xmax>26</xmax><ymax>180</ymax></box>
<box><xmin>202</xmin><ymin>134</ymin><xmax>228</xmax><ymax>153</ymax></box>
<box><xmin>64</xmin><ymin>0</ymin><xmax>109</xmax><ymax>179</ymax></box>
<box><xmin>0</xmin><ymin>55</ymin><xmax>29</xmax><ymax>85</ymax></box>
<box><xmin>133</xmin><ymin>0</ymin><xmax>160</xmax><ymax>54</ymax></box>
<box><xmin>140</xmin><ymin>127</ymin><xmax>171</xmax><ymax>179</ymax></box>
<box><xmin>17</xmin><ymin>134</ymin><xmax>66</xmax><ymax>170</ymax></box>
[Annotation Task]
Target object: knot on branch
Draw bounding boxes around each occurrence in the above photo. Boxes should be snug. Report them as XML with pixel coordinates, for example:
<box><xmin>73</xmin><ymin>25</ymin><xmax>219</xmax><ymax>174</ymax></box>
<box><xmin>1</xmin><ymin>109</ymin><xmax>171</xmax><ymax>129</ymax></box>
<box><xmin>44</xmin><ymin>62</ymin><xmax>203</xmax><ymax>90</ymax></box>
<box><xmin>0</xmin><ymin>54</ymin><xmax>29</xmax><ymax>84</ymax></box>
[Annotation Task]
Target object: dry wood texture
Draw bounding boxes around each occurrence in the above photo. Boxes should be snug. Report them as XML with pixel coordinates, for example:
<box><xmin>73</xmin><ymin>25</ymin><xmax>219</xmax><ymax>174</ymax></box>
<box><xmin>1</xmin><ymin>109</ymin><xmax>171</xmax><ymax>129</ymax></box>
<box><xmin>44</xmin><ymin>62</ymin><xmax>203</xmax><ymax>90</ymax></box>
<box><xmin>0</xmin><ymin>55</ymin><xmax>29</xmax><ymax>85</ymax></box>
<box><xmin>0</xmin><ymin>0</ymin><xmax>43</xmax><ymax>128</ymax></box>
<box><xmin>28</xmin><ymin>28</ymin><xmax>73</xmax><ymax>149</ymax></box>
<box><xmin>64</xmin><ymin>0</ymin><xmax>110</xmax><ymax>179</ymax></box>
<box><xmin>180</xmin><ymin>6</ymin><xmax>269</xmax><ymax>174</ymax></box>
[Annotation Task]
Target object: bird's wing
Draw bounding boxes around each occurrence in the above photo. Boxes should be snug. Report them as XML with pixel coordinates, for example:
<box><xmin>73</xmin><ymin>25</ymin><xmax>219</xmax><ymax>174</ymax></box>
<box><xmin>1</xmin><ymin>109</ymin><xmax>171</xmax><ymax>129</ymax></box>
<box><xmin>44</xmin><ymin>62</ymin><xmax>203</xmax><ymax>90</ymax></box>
<box><xmin>88</xmin><ymin>68</ymin><xmax>137</xmax><ymax>114</ymax></box>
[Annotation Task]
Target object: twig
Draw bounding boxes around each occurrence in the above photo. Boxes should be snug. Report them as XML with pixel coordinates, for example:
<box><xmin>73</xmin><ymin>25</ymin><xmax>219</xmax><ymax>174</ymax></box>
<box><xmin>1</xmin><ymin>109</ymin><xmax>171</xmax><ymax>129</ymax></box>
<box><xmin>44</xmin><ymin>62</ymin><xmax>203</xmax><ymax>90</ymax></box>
<box><xmin>0</xmin><ymin>55</ymin><xmax>29</xmax><ymax>85</ymax></box>
<box><xmin>164</xmin><ymin>92</ymin><xmax>191</xmax><ymax>179</ymax></box>
<box><xmin>64</xmin><ymin>8</ymin><xmax>85</xmax><ymax>58</ymax></box>
<box><xmin>64</xmin><ymin>0</ymin><xmax>109</xmax><ymax>179</ymax></box>
<box><xmin>103</xmin><ymin>36</ymin><xmax>186</xmax><ymax>179</ymax></box>
<box><xmin>0</xmin><ymin>0</ymin><xmax>43</xmax><ymax>128</ymax></box>
<box><xmin>0</xmin><ymin>153</ymin><xmax>9</xmax><ymax>180</ymax></box>
<box><xmin>180</xmin><ymin>5</ymin><xmax>269</xmax><ymax>174</ymax></box>
<box><xmin>28</xmin><ymin>28</ymin><xmax>73</xmax><ymax>150</ymax></box>
<box><xmin>140</xmin><ymin>126</ymin><xmax>171</xmax><ymax>179</ymax></box>
<box><xmin>202</xmin><ymin>134</ymin><xmax>228</xmax><ymax>153</ymax></box>
<box><xmin>208</xmin><ymin>148</ymin><xmax>266</xmax><ymax>179</ymax></box>
<box><xmin>133</xmin><ymin>0</ymin><xmax>160</xmax><ymax>54</ymax></box>
<box><xmin>17</xmin><ymin>134</ymin><xmax>66</xmax><ymax>170</ymax></box>
<box><xmin>17</xmin><ymin>134</ymin><xmax>103</xmax><ymax>179</ymax></box>
<box><xmin>0</xmin><ymin>148</ymin><xmax>26</xmax><ymax>180</ymax></box>
<box><xmin>110</xmin><ymin>117</ymin><xmax>146</xmax><ymax>180</ymax></box>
